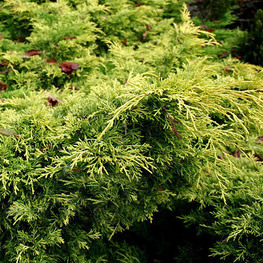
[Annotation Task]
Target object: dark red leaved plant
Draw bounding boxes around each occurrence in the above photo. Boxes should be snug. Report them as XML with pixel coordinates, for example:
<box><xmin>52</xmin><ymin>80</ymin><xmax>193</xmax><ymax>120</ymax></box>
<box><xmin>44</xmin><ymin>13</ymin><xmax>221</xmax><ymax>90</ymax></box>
<box><xmin>60</xmin><ymin>62</ymin><xmax>79</xmax><ymax>77</ymax></box>
<box><xmin>46</xmin><ymin>58</ymin><xmax>57</xmax><ymax>64</ymax></box>
<box><xmin>0</xmin><ymin>81</ymin><xmax>9</xmax><ymax>92</ymax></box>
<box><xmin>25</xmin><ymin>50</ymin><xmax>42</xmax><ymax>56</ymax></box>
<box><xmin>64</xmin><ymin>36</ymin><xmax>76</xmax><ymax>40</ymax></box>
<box><xmin>46</xmin><ymin>94</ymin><xmax>64</xmax><ymax>107</ymax></box>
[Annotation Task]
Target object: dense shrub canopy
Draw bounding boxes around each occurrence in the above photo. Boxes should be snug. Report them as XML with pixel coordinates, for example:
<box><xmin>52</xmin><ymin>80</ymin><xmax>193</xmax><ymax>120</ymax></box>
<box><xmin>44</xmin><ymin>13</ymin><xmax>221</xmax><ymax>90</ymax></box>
<box><xmin>1</xmin><ymin>0</ymin><xmax>263</xmax><ymax>262</ymax></box>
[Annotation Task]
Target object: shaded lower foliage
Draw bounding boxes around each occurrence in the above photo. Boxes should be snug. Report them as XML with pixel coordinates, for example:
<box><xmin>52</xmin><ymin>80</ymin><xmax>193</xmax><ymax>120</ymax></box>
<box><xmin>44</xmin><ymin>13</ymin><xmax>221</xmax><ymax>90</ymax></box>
<box><xmin>114</xmin><ymin>207</ymin><xmax>219</xmax><ymax>263</ymax></box>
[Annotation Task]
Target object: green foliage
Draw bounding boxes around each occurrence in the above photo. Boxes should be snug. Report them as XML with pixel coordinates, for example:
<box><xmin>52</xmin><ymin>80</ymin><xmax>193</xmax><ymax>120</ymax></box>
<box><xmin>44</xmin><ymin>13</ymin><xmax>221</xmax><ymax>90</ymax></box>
<box><xmin>239</xmin><ymin>9</ymin><xmax>263</xmax><ymax>66</ymax></box>
<box><xmin>191</xmin><ymin>15</ymin><xmax>245</xmax><ymax>60</ymax></box>
<box><xmin>180</xmin><ymin>152</ymin><xmax>263</xmax><ymax>262</ymax></box>
<box><xmin>190</xmin><ymin>1</ymin><xmax>263</xmax><ymax>67</ymax></box>
<box><xmin>1</xmin><ymin>0</ymin><xmax>263</xmax><ymax>262</ymax></box>
<box><xmin>194</xmin><ymin>0</ymin><xmax>238</xmax><ymax>20</ymax></box>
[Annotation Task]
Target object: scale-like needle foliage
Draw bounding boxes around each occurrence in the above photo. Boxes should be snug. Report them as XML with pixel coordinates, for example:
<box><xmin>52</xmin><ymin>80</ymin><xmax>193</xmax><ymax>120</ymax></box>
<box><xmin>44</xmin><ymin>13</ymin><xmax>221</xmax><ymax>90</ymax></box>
<box><xmin>1</xmin><ymin>0</ymin><xmax>263</xmax><ymax>262</ymax></box>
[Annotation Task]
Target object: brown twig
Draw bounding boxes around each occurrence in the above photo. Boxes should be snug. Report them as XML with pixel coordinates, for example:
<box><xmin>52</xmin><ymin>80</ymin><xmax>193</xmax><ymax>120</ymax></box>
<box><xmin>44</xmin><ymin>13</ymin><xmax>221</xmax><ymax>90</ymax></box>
<box><xmin>162</xmin><ymin>107</ymin><xmax>181</xmax><ymax>139</ymax></box>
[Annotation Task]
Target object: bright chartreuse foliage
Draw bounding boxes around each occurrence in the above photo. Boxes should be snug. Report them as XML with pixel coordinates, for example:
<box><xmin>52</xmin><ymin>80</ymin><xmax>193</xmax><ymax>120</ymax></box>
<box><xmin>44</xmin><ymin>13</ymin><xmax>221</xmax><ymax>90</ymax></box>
<box><xmin>1</xmin><ymin>0</ymin><xmax>263</xmax><ymax>262</ymax></box>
